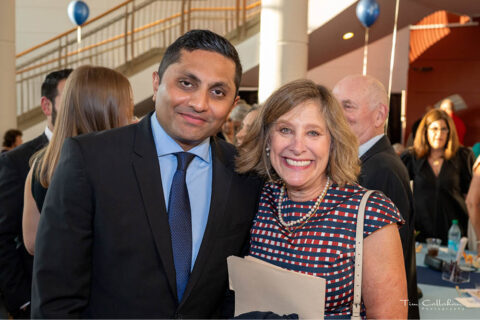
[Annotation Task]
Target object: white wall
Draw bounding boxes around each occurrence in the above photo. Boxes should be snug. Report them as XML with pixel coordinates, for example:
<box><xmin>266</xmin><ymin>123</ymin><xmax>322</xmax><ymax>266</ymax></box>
<box><xmin>16</xmin><ymin>0</ymin><xmax>126</xmax><ymax>54</ymax></box>
<box><xmin>17</xmin><ymin>0</ymin><xmax>126</xmax><ymax>141</ymax></box>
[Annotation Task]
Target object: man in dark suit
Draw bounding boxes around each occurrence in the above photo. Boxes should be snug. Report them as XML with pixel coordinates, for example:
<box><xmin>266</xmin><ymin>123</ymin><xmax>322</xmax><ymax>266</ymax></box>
<box><xmin>333</xmin><ymin>74</ymin><xmax>420</xmax><ymax>319</ymax></box>
<box><xmin>0</xmin><ymin>69</ymin><xmax>72</xmax><ymax>318</ymax></box>
<box><xmin>31</xmin><ymin>30</ymin><xmax>263</xmax><ymax>318</ymax></box>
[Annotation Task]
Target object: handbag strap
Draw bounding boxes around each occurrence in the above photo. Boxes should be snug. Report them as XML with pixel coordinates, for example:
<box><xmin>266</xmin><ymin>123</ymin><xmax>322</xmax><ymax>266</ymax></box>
<box><xmin>352</xmin><ymin>190</ymin><xmax>374</xmax><ymax>320</ymax></box>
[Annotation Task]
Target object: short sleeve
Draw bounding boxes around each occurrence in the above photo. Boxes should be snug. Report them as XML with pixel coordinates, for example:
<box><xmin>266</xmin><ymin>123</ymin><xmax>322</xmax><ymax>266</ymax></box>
<box><xmin>363</xmin><ymin>190</ymin><xmax>404</xmax><ymax>238</ymax></box>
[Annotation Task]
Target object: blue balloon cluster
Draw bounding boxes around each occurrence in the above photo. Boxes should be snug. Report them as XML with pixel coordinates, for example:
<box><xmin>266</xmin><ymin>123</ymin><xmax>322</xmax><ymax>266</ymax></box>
<box><xmin>356</xmin><ymin>0</ymin><xmax>380</xmax><ymax>28</ymax></box>
<box><xmin>68</xmin><ymin>0</ymin><xmax>90</xmax><ymax>26</ymax></box>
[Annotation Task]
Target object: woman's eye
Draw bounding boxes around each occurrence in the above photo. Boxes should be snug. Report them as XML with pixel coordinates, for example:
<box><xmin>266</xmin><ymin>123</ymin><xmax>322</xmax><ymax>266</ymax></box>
<box><xmin>307</xmin><ymin>130</ymin><xmax>320</xmax><ymax>137</ymax></box>
<box><xmin>279</xmin><ymin>127</ymin><xmax>292</xmax><ymax>134</ymax></box>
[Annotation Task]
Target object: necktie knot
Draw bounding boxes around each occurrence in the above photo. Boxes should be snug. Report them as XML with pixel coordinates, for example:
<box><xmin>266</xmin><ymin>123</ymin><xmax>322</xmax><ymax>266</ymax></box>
<box><xmin>174</xmin><ymin>152</ymin><xmax>195</xmax><ymax>172</ymax></box>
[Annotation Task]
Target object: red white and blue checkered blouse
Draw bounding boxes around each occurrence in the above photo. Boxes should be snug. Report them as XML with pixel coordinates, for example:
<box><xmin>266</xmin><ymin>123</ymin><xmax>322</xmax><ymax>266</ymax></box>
<box><xmin>249</xmin><ymin>181</ymin><xmax>403</xmax><ymax>319</ymax></box>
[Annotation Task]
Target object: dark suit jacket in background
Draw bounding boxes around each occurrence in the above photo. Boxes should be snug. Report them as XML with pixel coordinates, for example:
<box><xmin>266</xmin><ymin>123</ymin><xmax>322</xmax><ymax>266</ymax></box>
<box><xmin>359</xmin><ymin>135</ymin><xmax>420</xmax><ymax>319</ymax></box>
<box><xmin>31</xmin><ymin>115</ymin><xmax>263</xmax><ymax>318</ymax></box>
<box><xmin>0</xmin><ymin>133</ymin><xmax>48</xmax><ymax>315</ymax></box>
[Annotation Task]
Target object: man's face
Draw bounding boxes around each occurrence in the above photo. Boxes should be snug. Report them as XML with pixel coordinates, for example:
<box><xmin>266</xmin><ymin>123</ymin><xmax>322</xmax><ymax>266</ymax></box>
<box><xmin>152</xmin><ymin>49</ymin><xmax>239</xmax><ymax>150</ymax></box>
<box><xmin>332</xmin><ymin>79</ymin><xmax>378</xmax><ymax>145</ymax></box>
<box><xmin>51</xmin><ymin>79</ymin><xmax>67</xmax><ymax>127</ymax></box>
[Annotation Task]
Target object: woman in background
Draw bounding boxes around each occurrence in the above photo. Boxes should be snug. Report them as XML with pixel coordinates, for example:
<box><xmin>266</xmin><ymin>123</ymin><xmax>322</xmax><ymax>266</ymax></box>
<box><xmin>401</xmin><ymin>109</ymin><xmax>474</xmax><ymax>244</ymax></box>
<box><xmin>221</xmin><ymin>100</ymin><xmax>251</xmax><ymax>144</ymax></box>
<box><xmin>236</xmin><ymin>79</ymin><xmax>407</xmax><ymax>319</ymax></box>
<box><xmin>22</xmin><ymin>65</ymin><xmax>134</xmax><ymax>255</ymax></box>
<box><xmin>235</xmin><ymin>105</ymin><xmax>259</xmax><ymax>146</ymax></box>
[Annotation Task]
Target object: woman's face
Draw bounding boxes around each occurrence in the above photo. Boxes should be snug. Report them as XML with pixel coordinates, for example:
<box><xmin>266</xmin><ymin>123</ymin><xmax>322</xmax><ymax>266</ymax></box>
<box><xmin>269</xmin><ymin>100</ymin><xmax>331</xmax><ymax>196</ymax></box>
<box><xmin>427</xmin><ymin>119</ymin><xmax>449</xmax><ymax>151</ymax></box>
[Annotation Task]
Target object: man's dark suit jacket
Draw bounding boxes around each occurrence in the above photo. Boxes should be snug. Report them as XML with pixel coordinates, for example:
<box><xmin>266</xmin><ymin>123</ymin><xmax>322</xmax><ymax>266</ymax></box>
<box><xmin>0</xmin><ymin>133</ymin><xmax>48</xmax><ymax>315</ymax></box>
<box><xmin>359</xmin><ymin>135</ymin><xmax>419</xmax><ymax>319</ymax></box>
<box><xmin>31</xmin><ymin>115</ymin><xmax>263</xmax><ymax>318</ymax></box>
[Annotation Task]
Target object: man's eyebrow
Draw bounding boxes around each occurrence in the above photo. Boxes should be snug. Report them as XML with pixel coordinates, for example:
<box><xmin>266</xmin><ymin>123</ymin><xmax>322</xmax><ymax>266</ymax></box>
<box><xmin>181</xmin><ymin>72</ymin><xmax>200</xmax><ymax>83</ymax></box>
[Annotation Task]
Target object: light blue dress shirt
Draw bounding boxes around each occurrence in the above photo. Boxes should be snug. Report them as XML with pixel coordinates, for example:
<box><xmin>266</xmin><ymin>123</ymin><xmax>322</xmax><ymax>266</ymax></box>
<box><xmin>359</xmin><ymin>134</ymin><xmax>384</xmax><ymax>158</ymax></box>
<box><xmin>150</xmin><ymin>112</ymin><xmax>212</xmax><ymax>270</ymax></box>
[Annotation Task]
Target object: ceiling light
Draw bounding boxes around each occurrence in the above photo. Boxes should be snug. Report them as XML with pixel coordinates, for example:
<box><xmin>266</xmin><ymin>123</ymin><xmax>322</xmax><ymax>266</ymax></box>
<box><xmin>343</xmin><ymin>32</ymin><xmax>354</xmax><ymax>40</ymax></box>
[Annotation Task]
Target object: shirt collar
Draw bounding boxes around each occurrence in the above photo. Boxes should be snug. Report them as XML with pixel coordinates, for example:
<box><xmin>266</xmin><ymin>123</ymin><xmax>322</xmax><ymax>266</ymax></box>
<box><xmin>150</xmin><ymin>112</ymin><xmax>211</xmax><ymax>163</ymax></box>
<box><xmin>359</xmin><ymin>134</ymin><xmax>384</xmax><ymax>158</ymax></box>
<box><xmin>44</xmin><ymin>126</ymin><xmax>53</xmax><ymax>141</ymax></box>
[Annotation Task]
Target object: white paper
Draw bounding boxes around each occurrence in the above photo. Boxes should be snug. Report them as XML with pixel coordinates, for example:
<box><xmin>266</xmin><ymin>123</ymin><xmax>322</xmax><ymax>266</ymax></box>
<box><xmin>227</xmin><ymin>255</ymin><xmax>326</xmax><ymax>319</ymax></box>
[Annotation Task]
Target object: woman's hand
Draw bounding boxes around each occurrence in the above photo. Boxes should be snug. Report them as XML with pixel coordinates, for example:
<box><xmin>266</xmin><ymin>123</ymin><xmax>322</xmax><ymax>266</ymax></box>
<box><xmin>362</xmin><ymin>223</ymin><xmax>408</xmax><ymax>319</ymax></box>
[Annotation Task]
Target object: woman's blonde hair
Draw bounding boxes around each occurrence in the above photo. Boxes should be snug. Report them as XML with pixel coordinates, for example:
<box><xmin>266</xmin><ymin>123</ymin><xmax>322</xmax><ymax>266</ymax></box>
<box><xmin>413</xmin><ymin>108</ymin><xmax>460</xmax><ymax>159</ymax></box>
<box><xmin>236</xmin><ymin>79</ymin><xmax>360</xmax><ymax>186</ymax></box>
<box><xmin>34</xmin><ymin>65</ymin><xmax>133</xmax><ymax>187</ymax></box>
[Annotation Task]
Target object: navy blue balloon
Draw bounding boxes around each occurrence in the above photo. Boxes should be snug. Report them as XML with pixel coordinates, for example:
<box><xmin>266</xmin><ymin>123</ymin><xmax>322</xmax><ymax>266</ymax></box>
<box><xmin>68</xmin><ymin>1</ymin><xmax>90</xmax><ymax>26</ymax></box>
<box><xmin>356</xmin><ymin>0</ymin><xmax>380</xmax><ymax>28</ymax></box>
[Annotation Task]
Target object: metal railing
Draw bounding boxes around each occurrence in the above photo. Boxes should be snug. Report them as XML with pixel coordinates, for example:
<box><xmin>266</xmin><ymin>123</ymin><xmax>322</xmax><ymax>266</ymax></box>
<box><xmin>16</xmin><ymin>0</ymin><xmax>261</xmax><ymax>123</ymax></box>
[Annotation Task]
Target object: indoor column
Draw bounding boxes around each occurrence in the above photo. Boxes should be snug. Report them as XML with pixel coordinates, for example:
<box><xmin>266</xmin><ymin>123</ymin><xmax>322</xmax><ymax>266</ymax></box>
<box><xmin>258</xmin><ymin>0</ymin><xmax>308</xmax><ymax>103</ymax></box>
<box><xmin>0</xmin><ymin>0</ymin><xmax>16</xmax><ymax>137</ymax></box>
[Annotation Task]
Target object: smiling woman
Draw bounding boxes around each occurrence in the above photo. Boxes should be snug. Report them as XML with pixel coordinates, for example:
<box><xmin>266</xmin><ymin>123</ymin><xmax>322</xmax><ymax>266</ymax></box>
<box><xmin>235</xmin><ymin>79</ymin><xmax>408</xmax><ymax>319</ymax></box>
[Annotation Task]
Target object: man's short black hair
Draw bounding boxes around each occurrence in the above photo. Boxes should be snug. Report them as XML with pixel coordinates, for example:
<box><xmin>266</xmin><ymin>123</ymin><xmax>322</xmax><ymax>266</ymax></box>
<box><xmin>41</xmin><ymin>69</ymin><xmax>73</xmax><ymax>107</ymax></box>
<box><xmin>157</xmin><ymin>29</ymin><xmax>242</xmax><ymax>94</ymax></box>
<box><xmin>2</xmin><ymin>129</ymin><xmax>22</xmax><ymax>148</ymax></box>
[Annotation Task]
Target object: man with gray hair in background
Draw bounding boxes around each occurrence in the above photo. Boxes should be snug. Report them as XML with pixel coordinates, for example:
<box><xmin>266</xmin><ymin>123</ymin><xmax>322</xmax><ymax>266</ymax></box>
<box><xmin>333</xmin><ymin>74</ymin><xmax>419</xmax><ymax>319</ymax></box>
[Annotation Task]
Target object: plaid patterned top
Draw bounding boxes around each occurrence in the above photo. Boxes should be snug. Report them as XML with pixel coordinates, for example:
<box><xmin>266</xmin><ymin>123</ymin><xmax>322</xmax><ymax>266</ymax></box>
<box><xmin>249</xmin><ymin>182</ymin><xmax>403</xmax><ymax>319</ymax></box>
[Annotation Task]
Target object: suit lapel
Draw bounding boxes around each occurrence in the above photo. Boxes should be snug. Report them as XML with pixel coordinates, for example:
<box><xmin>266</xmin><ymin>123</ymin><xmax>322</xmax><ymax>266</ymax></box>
<box><xmin>360</xmin><ymin>135</ymin><xmax>391</xmax><ymax>163</ymax></box>
<box><xmin>131</xmin><ymin>115</ymin><xmax>177</xmax><ymax>298</ymax></box>
<box><xmin>180</xmin><ymin>139</ymin><xmax>233</xmax><ymax>305</ymax></box>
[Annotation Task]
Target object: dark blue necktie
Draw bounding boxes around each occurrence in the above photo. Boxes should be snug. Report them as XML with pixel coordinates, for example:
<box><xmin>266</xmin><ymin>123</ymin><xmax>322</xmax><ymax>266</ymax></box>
<box><xmin>168</xmin><ymin>152</ymin><xmax>195</xmax><ymax>302</ymax></box>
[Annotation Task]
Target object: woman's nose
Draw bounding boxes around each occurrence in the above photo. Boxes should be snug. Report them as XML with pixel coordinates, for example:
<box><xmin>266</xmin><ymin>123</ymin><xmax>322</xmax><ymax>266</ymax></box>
<box><xmin>291</xmin><ymin>135</ymin><xmax>306</xmax><ymax>154</ymax></box>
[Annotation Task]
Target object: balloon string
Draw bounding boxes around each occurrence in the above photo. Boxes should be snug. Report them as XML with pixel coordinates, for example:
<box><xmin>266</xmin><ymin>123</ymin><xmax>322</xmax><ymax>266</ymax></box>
<box><xmin>362</xmin><ymin>28</ymin><xmax>369</xmax><ymax>76</ymax></box>
<box><xmin>387</xmin><ymin>0</ymin><xmax>401</xmax><ymax>110</ymax></box>
<box><xmin>77</xmin><ymin>26</ymin><xmax>82</xmax><ymax>44</ymax></box>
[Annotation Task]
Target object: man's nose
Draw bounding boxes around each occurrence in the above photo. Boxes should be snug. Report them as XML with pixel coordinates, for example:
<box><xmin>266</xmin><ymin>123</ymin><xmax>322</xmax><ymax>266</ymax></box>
<box><xmin>190</xmin><ymin>89</ymin><xmax>209</xmax><ymax>112</ymax></box>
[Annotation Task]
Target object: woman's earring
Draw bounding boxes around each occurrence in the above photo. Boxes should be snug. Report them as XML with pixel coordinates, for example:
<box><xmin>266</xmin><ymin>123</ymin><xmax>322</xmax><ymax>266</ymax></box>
<box><xmin>266</xmin><ymin>146</ymin><xmax>270</xmax><ymax>157</ymax></box>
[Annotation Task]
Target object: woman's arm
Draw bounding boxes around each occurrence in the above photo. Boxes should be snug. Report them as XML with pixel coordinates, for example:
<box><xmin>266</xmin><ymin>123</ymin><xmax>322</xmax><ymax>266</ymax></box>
<box><xmin>22</xmin><ymin>167</ymin><xmax>41</xmax><ymax>255</ymax></box>
<box><xmin>466</xmin><ymin>161</ymin><xmax>480</xmax><ymax>252</ymax></box>
<box><xmin>362</xmin><ymin>223</ymin><xmax>408</xmax><ymax>319</ymax></box>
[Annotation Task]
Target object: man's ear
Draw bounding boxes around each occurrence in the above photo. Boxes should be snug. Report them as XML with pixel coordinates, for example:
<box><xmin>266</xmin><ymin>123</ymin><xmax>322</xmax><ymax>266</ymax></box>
<box><xmin>232</xmin><ymin>95</ymin><xmax>240</xmax><ymax>108</ymax></box>
<box><xmin>152</xmin><ymin>71</ymin><xmax>160</xmax><ymax>102</ymax></box>
<box><xmin>40</xmin><ymin>96</ymin><xmax>52</xmax><ymax>116</ymax></box>
<box><xmin>375</xmin><ymin>103</ymin><xmax>388</xmax><ymax>128</ymax></box>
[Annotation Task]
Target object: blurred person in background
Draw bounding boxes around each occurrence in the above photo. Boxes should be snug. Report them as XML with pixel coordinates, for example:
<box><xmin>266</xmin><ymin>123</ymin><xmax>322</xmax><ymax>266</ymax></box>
<box><xmin>333</xmin><ymin>74</ymin><xmax>418</xmax><ymax>319</ymax></box>
<box><xmin>439</xmin><ymin>98</ymin><xmax>466</xmax><ymax>145</ymax></box>
<box><xmin>1</xmin><ymin>130</ymin><xmax>23</xmax><ymax>153</ymax></box>
<box><xmin>22</xmin><ymin>65</ymin><xmax>135</xmax><ymax>255</ymax></box>
<box><xmin>235</xmin><ymin>105</ymin><xmax>259</xmax><ymax>147</ymax></box>
<box><xmin>466</xmin><ymin>142</ymin><xmax>480</xmax><ymax>253</ymax></box>
<box><xmin>0</xmin><ymin>68</ymin><xmax>72</xmax><ymax>319</ymax></box>
<box><xmin>221</xmin><ymin>100</ymin><xmax>251</xmax><ymax>144</ymax></box>
<box><xmin>401</xmin><ymin>109</ymin><xmax>474</xmax><ymax>244</ymax></box>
